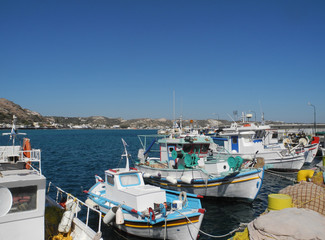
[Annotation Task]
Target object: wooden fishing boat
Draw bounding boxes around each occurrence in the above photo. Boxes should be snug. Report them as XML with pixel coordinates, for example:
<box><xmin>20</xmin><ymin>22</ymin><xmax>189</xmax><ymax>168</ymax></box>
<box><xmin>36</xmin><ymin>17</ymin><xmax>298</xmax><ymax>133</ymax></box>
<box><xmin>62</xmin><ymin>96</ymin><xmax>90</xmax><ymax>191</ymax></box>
<box><xmin>85</xmin><ymin>139</ymin><xmax>205</xmax><ymax>240</ymax></box>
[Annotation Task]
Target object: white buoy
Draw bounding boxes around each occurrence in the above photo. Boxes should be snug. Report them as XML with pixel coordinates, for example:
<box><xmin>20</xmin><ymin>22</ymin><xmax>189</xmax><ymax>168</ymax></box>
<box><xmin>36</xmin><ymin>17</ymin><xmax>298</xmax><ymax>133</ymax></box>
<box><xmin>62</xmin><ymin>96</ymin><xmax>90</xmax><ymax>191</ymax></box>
<box><xmin>166</xmin><ymin>176</ymin><xmax>177</xmax><ymax>185</ymax></box>
<box><xmin>181</xmin><ymin>175</ymin><xmax>192</xmax><ymax>184</ymax></box>
<box><xmin>103</xmin><ymin>206</ymin><xmax>118</xmax><ymax>224</ymax></box>
<box><xmin>143</xmin><ymin>172</ymin><xmax>151</xmax><ymax>178</ymax></box>
<box><xmin>115</xmin><ymin>207</ymin><xmax>124</xmax><ymax>225</ymax></box>
<box><xmin>242</xmin><ymin>155</ymin><xmax>253</xmax><ymax>160</ymax></box>
<box><xmin>58</xmin><ymin>210</ymin><xmax>74</xmax><ymax>233</ymax></box>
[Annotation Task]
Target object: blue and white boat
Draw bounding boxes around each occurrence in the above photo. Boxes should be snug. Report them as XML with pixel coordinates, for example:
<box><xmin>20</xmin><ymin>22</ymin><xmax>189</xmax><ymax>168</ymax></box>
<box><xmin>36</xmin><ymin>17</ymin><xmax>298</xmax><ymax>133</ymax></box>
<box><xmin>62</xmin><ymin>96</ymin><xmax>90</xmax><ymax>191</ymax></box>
<box><xmin>85</xmin><ymin>139</ymin><xmax>205</xmax><ymax>240</ymax></box>
<box><xmin>213</xmin><ymin>122</ymin><xmax>307</xmax><ymax>171</ymax></box>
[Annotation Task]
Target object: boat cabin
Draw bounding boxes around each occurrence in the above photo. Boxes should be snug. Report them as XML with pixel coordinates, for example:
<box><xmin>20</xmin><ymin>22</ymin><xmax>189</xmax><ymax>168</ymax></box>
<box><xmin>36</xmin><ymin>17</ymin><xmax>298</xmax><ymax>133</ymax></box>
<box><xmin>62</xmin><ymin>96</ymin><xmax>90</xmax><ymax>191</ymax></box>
<box><xmin>0</xmin><ymin>169</ymin><xmax>46</xmax><ymax>240</ymax></box>
<box><xmin>104</xmin><ymin>169</ymin><xmax>166</xmax><ymax>212</ymax></box>
<box><xmin>216</xmin><ymin>123</ymin><xmax>278</xmax><ymax>154</ymax></box>
<box><xmin>158</xmin><ymin>135</ymin><xmax>213</xmax><ymax>169</ymax></box>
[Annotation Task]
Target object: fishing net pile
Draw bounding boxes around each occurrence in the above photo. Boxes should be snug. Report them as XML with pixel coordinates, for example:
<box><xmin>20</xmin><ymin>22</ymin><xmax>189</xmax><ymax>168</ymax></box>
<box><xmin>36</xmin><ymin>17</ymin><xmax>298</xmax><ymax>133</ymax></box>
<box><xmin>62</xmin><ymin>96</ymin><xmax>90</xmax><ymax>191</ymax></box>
<box><xmin>231</xmin><ymin>172</ymin><xmax>325</xmax><ymax>240</ymax></box>
<box><xmin>247</xmin><ymin>207</ymin><xmax>325</xmax><ymax>240</ymax></box>
<box><xmin>279</xmin><ymin>176</ymin><xmax>325</xmax><ymax>215</ymax></box>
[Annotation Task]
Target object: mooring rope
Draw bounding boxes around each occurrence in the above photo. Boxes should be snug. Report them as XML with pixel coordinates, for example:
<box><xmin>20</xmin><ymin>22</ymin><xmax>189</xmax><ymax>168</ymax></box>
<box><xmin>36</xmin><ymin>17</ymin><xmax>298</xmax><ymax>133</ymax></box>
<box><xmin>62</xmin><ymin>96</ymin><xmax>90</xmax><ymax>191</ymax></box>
<box><xmin>265</xmin><ymin>169</ymin><xmax>297</xmax><ymax>183</ymax></box>
<box><xmin>176</xmin><ymin>210</ymin><xmax>248</xmax><ymax>238</ymax></box>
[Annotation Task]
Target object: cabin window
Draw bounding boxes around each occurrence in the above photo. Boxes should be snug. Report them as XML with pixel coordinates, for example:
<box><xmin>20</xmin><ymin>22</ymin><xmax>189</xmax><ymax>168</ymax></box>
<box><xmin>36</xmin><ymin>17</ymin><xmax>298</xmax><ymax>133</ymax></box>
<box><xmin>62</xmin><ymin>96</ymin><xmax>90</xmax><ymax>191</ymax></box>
<box><xmin>201</xmin><ymin>144</ymin><xmax>209</xmax><ymax>153</ymax></box>
<box><xmin>193</xmin><ymin>144</ymin><xmax>200</xmax><ymax>153</ymax></box>
<box><xmin>8</xmin><ymin>185</ymin><xmax>37</xmax><ymax>213</ymax></box>
<box><xmin>272</xmin><ymin>132</ymin><xmax>278</xmax><ymax>139</ymax></box>
<box><xmin>119</xmin><ymin>173</ymin><xmax>141</xmax><ymax>187</ymax></box>
<box><xmin>106</xmin><ymin>174</ymin><xmax>114</xmax><ymax>186</ymax></box>
<box><xmin>254</xmin><ymin>130</ymin><xmax>265</xmax><ymax>139</ymax></box>
<box><xmin>183</xmin><ymin>144</ymin><xmax>191</xmax><ymax>153</ymax></box>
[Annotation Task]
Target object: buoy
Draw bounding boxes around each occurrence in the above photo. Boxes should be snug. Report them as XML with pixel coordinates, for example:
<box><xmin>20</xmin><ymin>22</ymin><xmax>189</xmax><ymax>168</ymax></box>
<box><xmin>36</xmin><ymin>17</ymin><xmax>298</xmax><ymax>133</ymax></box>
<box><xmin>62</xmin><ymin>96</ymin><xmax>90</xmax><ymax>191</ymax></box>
<box><xmin>143</xmin><ymin>172</ymin><xmax>151</xmax><ymax>178</ymax></box>
<box><xmin>180</xmin><ymin>175</ymin><xmax>192</xmax><ymax>184</ymax></box>
<box><xmin>166</xmin><ymin>176</ymin><xmax>177</xmax><ymax>185</ymax></box>
<box><xmin>23</xmin><ymin>138</ymin><xmax>31</xmax><ymax>169</ymax></box>
<box><xmin>115</xmin><ymin>207</ymin><xmax>124</xmax><ymax>225</ymax></box>
<box><xmin>268</xmin><ymin>194</ymin><xmax>292</xmax><ymax>211</ymax></box>
<box><xmin>58</xmin><ymin>210</ymin><xmax>74</xmax><ymax>233</ymax></box>
<box><xmin>103</xmin><ymin>206</ymin><xmax>118</xmax><ymax>224</ymax></box>
<box><xmin>297</xmin><ymin>169</ymin><xmax>315</xmax><ymax>182</ymax></box>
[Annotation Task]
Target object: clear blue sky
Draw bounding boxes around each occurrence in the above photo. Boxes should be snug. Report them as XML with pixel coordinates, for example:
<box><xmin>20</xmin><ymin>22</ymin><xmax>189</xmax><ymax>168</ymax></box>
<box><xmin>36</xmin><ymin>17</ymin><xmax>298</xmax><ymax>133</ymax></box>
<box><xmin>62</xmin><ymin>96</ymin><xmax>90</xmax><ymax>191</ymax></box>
<box><xmin>1</xmin><ymin>0</ymin><xmax>324</xmax><ymax>123</ymax></box>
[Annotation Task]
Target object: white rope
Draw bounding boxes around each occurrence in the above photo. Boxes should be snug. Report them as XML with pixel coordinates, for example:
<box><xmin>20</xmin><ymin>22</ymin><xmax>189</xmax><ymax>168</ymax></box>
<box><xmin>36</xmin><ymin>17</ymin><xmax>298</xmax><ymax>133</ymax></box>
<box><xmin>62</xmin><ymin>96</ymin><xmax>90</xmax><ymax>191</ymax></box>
<box><xmin>265</xmin><ymin>169</ymin><xmax>297</xmax><ymax>183</ymax></box>
<box><xmin>175</xmin><ymin>210</ymin><xmax>248</xmax><ymax>238</ymax></box>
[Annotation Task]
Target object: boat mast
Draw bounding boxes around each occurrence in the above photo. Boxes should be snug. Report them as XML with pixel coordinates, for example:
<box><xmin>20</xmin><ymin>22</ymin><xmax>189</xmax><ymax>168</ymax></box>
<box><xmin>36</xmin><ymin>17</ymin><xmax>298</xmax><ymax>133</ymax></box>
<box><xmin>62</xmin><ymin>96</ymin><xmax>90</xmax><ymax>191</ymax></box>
<box><xmin>2</xmin><ymin>115</ymin><xmax>26</xmax><ymax>146</ymax></box>
<box><xmin>121</xmin><ymin>138</ymin><xmax>129</xmax><ymax>170</ymax></box>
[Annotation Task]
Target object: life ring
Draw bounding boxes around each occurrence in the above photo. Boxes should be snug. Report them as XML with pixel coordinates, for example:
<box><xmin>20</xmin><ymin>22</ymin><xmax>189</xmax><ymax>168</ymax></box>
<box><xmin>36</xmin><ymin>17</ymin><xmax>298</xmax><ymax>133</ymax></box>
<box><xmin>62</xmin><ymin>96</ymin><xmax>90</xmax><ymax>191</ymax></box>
<box><xmin>23</xmin><ymin>138</ymin><xmax>31</xmax><ymax>169</ymax></box>
<box><xmin>148</xmin><ymin>207</ymin><xmax>155</xmax><ymax>221</ymax></box>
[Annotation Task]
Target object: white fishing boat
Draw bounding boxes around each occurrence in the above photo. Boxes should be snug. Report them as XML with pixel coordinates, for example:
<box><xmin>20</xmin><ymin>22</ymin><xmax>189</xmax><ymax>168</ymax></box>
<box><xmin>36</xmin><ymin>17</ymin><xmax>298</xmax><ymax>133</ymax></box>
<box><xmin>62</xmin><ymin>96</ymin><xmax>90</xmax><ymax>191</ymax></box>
<box><xmin>136</xmin><ymin>132</ymin><xmax>264</xmax><ymax>202</ymax></box>
<box><xmin>0</xmin><ymin>116</ymin><xmax>103</xmax><ymax>240</ymax></box>
<box><xmin>213</xmin><ymin>122</ymin><xmax>307</xmax><ymax>171</ymax></box>
<box><xmin>85</xmin><ymin>139</ymin><xmax>205</xmax><ymax>240</ymax></box>
<box><xmin>281</xmin><ymin>133</ymin><xmax>320</xmax><ymax>164</ymax></box>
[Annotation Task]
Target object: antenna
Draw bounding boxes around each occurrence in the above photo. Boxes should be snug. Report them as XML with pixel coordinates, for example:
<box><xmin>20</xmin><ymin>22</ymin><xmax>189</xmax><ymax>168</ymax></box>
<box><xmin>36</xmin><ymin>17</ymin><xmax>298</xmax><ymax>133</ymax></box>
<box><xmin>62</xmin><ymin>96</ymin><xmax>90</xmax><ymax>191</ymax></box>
<box><xmin>173</xmin><ymin>90</ymin><xmax>176</xmax><ymax>130</ymax></box>
<box><xmin>259</xmin><ymin>100</ymin><xmax>265</xmax><ymax>124</ymax></box>
<box><xmin>233</xmin><ymin>110</ymin><xmax>238</xmax><ymax>121</ymax></box>
<box><xmin>121</xmin><ymin>138</ymin><xmax>129</xmax><ymax>170</ymax></box>
<box><xmin>227</xmin><ymin>113</ymin><xmax>236</xmax><ymax>123</ymax></box>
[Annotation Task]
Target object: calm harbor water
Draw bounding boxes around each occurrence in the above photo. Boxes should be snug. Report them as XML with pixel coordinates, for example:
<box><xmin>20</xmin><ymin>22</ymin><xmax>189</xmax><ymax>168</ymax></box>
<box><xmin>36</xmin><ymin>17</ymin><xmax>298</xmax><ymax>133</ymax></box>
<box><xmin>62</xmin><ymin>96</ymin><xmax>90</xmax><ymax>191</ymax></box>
<box><xmin>1</xmin><ymin>129</ymin><xmax>321</xmax><ymax>240</ymax></box>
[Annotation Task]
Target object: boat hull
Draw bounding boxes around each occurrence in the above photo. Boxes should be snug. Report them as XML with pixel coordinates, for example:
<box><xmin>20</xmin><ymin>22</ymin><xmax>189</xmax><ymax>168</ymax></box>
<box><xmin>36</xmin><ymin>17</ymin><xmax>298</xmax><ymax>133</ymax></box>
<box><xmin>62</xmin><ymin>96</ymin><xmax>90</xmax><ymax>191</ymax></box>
<box><xmin>301</xmin><ymin>143</ymin><xmax>319</xmax><ymax>164</ymax></box>
<box><xmin>137</xmin><ymin>165</ymin><xmax>264</xmax><ymax>201</ymax></box>
<box><xmin>87</xmin><ymin>181</ymin><xmax>204</xmax><ymax>240</ymax></box>
<box><xmin>217</xmin><ymin>151</ymin><xmax>305</xmax><ymax>171</ymax></box>
<box><xmin>113</xmin><ymin>214</ymin><xmax>204</xmax><ymax>240</ymax></box>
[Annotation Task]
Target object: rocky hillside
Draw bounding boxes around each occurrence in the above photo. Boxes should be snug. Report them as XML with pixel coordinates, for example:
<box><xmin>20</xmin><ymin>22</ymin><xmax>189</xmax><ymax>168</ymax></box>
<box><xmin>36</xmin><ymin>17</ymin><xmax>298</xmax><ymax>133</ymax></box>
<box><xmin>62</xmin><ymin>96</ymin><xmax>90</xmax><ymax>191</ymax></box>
<box><xmin>0</xmin><ymin>98</ymin><xmax>45</xmax><ymax>124</ymax></box>
<box><xmin>0</xmin><ymin>98</ymin><xmax>227</xmax><ymax>129</ymax></box>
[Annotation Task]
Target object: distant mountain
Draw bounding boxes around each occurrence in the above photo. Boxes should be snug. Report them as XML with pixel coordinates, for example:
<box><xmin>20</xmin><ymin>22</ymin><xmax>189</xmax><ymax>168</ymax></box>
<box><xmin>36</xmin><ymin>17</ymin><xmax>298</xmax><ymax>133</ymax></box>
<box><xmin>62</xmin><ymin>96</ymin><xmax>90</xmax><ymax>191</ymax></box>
<box><xmin>0</xmin><ymin>98</ymin><xmax>228</xmax><ymax>129</ymax></box>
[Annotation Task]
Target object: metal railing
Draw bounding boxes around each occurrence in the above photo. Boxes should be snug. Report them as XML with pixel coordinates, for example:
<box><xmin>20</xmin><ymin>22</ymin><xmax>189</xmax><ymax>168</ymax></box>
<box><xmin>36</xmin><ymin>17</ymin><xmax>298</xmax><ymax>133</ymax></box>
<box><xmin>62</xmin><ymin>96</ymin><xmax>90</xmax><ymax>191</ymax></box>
<box><xmin>47</xmin><ymin>182</ymin><xmax>103</xmax><ymax>235</ymax></box>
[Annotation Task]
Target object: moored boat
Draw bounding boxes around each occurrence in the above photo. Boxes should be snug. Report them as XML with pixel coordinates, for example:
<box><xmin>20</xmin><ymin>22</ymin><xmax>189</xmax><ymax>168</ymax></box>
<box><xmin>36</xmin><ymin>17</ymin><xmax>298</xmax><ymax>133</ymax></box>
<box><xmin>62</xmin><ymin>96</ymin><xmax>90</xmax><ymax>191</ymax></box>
<box><xmin>0</xmin><ymin>116</ymin><xmax>103</xmax><ymax>240</ymax></box>
<box><xmin>85</xmin><ymin>139</ymin><xmax>205</xmax><ymax>240</ymax></box>
<box><xmin>136</xmin><ymin>132</ymin><xmax>264</xmax><ymax>202</ymax></box>
<box><xmin>213</xmin><ymin>122</ymin><xmax>307</xmax><ymax>171</ymax></box>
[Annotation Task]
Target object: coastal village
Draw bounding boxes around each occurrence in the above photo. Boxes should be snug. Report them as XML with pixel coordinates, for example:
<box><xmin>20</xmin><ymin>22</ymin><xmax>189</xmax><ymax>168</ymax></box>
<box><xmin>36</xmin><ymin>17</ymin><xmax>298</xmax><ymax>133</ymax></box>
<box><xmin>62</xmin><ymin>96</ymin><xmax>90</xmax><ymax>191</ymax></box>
<box><xmin>1</xmin><ymin>98</ymin><xmax>324</xmax><ymax>134</ymax></box>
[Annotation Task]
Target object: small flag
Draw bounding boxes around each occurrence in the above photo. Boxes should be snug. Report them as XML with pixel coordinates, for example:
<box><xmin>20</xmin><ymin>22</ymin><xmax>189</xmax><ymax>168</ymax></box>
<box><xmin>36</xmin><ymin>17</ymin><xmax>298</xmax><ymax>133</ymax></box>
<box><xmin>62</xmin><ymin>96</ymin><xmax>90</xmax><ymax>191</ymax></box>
<box><xmin>95</xmin><ymin>175</ymin><xmax>103</xmax><ymax>182</ymax></box>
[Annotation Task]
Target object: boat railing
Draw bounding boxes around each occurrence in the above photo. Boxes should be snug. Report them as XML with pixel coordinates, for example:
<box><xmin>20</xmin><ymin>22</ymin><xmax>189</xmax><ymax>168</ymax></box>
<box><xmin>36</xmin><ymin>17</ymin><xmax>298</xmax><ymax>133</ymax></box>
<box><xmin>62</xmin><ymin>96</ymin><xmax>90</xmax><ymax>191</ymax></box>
<box><xmin>22</xmin><ymin>149</ymin><xmax>42</xmax><ymax>174</ymax></box>
<box><xmin>47</xmin><ymin>182</ymin><xmax>103</xmax><ymax>235</ymax></box>
<box><xmin>0</xmin><ymin>147</ymin><xmax>43</xmax><ymax>174</ymax></box>
<box><xmin>138</xmin><ymin>134</ymin><xmax>167</xmax><ymax>152</ymax></box>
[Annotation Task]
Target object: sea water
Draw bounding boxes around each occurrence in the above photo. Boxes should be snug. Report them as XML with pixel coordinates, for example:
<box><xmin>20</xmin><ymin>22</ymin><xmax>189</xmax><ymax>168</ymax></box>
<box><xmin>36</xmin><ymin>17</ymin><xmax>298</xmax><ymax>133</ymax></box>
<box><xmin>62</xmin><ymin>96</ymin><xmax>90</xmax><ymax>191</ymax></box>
<box><xmin>0</xmin><ymin>129</ymin><xmax>320</xmax><ymax>240</ymax></box>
